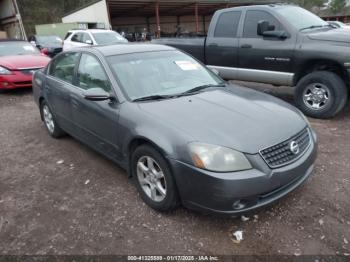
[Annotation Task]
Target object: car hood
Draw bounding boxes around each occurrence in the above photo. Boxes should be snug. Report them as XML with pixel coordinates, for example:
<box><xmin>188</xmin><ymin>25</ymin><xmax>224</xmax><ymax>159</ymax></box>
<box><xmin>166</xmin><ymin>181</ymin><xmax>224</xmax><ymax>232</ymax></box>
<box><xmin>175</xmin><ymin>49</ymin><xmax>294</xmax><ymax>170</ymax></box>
<box><xmin>0</xmin><ymin>55</ymin><xmax>50</xmax><ymax>70</ymax></box>
<box><xmin>307</xmin><ymin>28</ymin><xmax>350</xmax><ymax>43</ymax></box>
<box><xmin>138</xmin><ymin>86</ymin><xmax>306</xmax><ymax>154</ymax></box>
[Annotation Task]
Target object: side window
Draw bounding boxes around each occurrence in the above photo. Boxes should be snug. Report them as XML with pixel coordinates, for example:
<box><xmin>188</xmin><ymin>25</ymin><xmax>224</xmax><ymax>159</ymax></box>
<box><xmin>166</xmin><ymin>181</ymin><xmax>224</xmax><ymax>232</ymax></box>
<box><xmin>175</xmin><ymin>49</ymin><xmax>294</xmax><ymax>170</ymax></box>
<box><xmin>71</xmin><ymin>33</ymin><xmax>82</xmax><ymax>42</ymax></box>
<box><xmin>77</xmin><ymin>54</ymin><xmax>111</xmax><ymax>92</ymax></box>
<box><xmin>81</xmin><ymin>33</ymin><xmax>92</xmax><ymax>44</ymax></box>
<box><xmin>243</xmin><ymin>10</ymin><xmax>283</xmax><ymax>38</ymax></box>
<box><xmin>214</xmin><ymin>11</ymin><xmax>241</xmax><ymax>38</ymax></box>
<box><xmin>49</xmin><ymin>52</ymin><xmax>80</xmax><ymax>84</ymax></box>
<box><xmin>64</xmin><ymin>32</ymin><xmax>72</xmax><ymax>40</ymax></box>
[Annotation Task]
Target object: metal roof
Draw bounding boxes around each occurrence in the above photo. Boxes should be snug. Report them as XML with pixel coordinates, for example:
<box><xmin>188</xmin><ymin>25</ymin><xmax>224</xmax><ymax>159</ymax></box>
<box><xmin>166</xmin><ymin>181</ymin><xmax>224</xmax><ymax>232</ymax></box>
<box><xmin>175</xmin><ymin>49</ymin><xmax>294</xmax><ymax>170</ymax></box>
<box><xmin>107</xmin><ymin>0</ymin><xmax>277</xmax><ymax>17</ymax></box>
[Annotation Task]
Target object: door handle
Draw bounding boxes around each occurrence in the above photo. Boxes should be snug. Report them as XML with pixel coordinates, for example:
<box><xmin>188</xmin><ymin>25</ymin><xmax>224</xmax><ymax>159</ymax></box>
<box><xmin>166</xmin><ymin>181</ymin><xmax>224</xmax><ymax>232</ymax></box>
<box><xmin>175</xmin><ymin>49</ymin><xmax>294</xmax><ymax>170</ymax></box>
<box><xmin>240</xmin><ymin>44</ymin><xmax>252</xmax><ymax>49</ymax></box>
<box><xmin>208</xmin><ymin>43</ymin><xmax>218</xmax><ymax>47</ymax></box>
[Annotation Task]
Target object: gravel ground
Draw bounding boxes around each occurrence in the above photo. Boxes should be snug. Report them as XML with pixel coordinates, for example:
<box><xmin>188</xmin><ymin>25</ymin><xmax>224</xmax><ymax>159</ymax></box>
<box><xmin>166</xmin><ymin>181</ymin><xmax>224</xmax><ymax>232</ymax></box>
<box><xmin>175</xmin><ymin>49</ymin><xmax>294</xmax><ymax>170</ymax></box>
<box><xmin>0</xmin><ymin>83</ymin><xmax>349</xmax><ymax>256</ymax></box>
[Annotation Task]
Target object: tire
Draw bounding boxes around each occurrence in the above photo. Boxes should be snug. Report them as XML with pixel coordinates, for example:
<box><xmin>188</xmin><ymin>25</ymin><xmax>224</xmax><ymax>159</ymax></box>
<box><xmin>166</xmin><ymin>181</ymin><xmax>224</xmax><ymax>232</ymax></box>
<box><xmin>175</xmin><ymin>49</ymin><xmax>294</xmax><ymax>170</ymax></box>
<box><xmin>295</xmin><ymin>71</ymin><xmax>348</xmax><ymax>119</ymax></box>
<box><xmin>40</xmin><ymin>100</ymin><xmax>65</xmax><ymax>138</ymax></box>
<box><xmin>131</xmin><ymin>144</ymin><xmax>179</xmax><ymax>212</ymax></box>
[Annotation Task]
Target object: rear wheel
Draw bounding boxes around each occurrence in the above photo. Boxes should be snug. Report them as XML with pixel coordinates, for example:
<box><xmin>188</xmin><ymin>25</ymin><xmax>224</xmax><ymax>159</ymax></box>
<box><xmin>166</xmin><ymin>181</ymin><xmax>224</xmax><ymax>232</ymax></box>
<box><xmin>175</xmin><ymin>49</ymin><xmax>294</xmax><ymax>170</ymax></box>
<box><xmin>295</xmin><ymin>71</ymin><xmax>348</xmax><ymax>119</ymax></box>
<box><xmin>131</xmin><ymin>144</ymin><xmax>179</xmax><ymax>211</ymax></box>
<box><xmin>40</xmin><ymin>101</ymin><xmax>65</xmax><ymax>138</ymax></box>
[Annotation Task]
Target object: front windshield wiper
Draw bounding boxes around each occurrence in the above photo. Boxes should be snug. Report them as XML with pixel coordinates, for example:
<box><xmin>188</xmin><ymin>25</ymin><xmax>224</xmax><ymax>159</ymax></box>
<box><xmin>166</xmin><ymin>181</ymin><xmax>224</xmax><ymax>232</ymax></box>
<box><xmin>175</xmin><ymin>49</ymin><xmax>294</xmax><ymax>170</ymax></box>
<box><xmin>178</xmin><ymin>83</ymin><xmax>226</xmax><ymax>96</ymax></box>
<box><xmin>299</xmin><ymin>24</ymin><xmax>331</xmax><ymax>31</ymax></box>
<box><xmin>133</xmin><ymin>94</ymin><xmax>175</xmax><ymax>102</ymax></box>
<box><xmin>132</xmin><ymin>83</ymin><xmax>226</xmax><ymax>102</ymax></box>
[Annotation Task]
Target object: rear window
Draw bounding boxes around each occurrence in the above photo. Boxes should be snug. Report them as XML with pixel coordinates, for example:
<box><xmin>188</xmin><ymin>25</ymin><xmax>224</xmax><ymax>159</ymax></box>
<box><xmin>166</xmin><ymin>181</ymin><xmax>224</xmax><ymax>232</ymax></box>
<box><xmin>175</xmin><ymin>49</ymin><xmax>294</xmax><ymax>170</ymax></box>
<box><xmin>214</xmin><ymin>11</ymin><xmax>241</xmax><ymax>38</ymax></box>
<box><xmin>92</xmin><ymin>31</ymin><xmax>128</xmax><ymax>45</ymax></box>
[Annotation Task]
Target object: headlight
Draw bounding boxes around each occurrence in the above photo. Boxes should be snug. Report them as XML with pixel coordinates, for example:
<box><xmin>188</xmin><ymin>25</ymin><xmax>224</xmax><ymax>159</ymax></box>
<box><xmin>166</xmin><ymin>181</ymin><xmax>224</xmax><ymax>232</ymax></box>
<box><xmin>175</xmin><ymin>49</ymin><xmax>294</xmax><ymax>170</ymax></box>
<box><xmin>188</xmin><ymin>142</ymin><xmax>252</xmax><ymax>172</ymax></box>
<box><xmin>0</xmin><ymin>66</ymin><xmax>11</xmax><ymax>75</ymax></box>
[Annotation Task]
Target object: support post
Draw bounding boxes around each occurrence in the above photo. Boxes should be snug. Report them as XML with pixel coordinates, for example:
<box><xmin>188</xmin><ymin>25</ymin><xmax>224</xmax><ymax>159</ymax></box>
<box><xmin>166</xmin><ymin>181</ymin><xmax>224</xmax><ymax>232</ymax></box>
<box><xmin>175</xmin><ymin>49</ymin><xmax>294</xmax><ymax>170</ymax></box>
<box><xmin>195</xmin><ymin>2</ymin><xmax>199</xmax><ymax>34</ymax></box>
<box><xmin>155</xmin><ymin>2</ymin><xmax>161</xmax><ymax>38</ymax></box>
<box><xmin>202</xmin><ymin>15</ymin><xmax>206</xmax><ymax>33</ymax></box>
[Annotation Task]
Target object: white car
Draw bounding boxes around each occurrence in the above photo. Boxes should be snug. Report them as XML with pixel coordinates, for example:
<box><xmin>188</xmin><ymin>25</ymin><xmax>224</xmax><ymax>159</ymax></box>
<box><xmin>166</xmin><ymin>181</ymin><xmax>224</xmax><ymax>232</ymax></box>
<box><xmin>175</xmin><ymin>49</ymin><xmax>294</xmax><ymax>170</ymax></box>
<box><xmin>63</xmin><ymin>29</ymin><xmax>128</xmax><ymax>51</ymax></box>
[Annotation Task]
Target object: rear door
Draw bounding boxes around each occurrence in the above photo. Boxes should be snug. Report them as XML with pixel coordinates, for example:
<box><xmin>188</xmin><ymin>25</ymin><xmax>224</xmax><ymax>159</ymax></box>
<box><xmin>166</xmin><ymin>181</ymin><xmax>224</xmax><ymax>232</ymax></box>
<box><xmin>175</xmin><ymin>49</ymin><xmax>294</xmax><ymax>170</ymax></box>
<box><xmin>45</xmin><ymin>52</ymin><xmax>80</xmax><ymax>131</ymax></box>
<box><xmin>237</xmin><ymin>10</ymin><xmax>296</xmax><ymax>85</ymax></box>
<box><xmin>70</xmin><ymin>53</ymin><xmax>121</xmax><ymax>160</ymax></box>
<box><xmin>206</xmin><ymin>10</ymin><xmax>241</xmax><ymax>76</ymax></box>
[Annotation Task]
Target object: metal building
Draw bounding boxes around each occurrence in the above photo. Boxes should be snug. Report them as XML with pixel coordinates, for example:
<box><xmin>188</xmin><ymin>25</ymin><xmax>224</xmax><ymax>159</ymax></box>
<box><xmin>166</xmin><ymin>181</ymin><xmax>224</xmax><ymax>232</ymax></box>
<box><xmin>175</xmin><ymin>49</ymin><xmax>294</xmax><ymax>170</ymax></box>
<box><xmin>62</xmin><ymin>0</ymin><xmax>276</xmax><ymax>37</ymax></box>
<box><xmin>0</xmin><ymin>0</ymin><xmax>26</xmax><ymax>39</ymax></box>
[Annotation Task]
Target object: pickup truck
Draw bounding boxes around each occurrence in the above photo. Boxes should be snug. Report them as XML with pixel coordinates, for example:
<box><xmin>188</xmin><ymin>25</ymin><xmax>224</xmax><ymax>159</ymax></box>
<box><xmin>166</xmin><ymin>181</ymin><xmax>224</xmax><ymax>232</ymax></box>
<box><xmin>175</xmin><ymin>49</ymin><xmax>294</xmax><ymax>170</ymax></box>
<box><xmin>152</xmin><ymin>4</ymin><xmax>350</xmax><ymax>119</ymax></box>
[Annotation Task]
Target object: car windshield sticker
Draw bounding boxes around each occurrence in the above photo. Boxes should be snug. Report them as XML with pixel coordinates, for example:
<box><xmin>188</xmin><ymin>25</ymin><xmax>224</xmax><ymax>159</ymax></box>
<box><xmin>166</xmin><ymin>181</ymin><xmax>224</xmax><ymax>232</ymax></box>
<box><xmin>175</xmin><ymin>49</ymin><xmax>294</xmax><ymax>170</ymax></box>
<box><xmin>175</xmin><ymin>61</ymin><xmax>200</xmax><ymax>71</ymax></box>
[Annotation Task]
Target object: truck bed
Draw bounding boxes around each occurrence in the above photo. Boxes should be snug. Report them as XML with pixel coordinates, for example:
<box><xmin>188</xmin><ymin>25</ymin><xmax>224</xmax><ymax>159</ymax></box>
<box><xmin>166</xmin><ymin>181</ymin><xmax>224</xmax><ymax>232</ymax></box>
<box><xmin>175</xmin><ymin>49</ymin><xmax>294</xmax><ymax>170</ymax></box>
<box><xmin>152</xmin><ymin>37</ymin><xmax>206</xmax><ymax>63</ymax></box>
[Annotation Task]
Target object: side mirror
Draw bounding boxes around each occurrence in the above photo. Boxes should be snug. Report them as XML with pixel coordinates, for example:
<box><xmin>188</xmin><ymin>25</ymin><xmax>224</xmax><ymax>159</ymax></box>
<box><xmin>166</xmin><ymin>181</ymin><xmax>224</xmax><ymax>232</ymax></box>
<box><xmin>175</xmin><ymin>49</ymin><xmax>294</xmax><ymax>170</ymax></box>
<box><xmin>257</xmin><ymin>20</ymin><xmax>287</xmax><ymax>39</ymax></box>
<box><xmin>262</xmin><ymin>30</ymin><xmax>288</xmax><ymax>39</ymax></box>
<box><xmin>85</xmin><ymin>39</ymin><xmax>93</xmax><ymax>45</ymax></box>
<box><xmin>83</xmin><ymin>88</ymin><xmax>113</xmax><ymax>101</ymax></box>
<box><xmin>257</xmin><ymin>20</ymin><xmax>270</xmax><ymax>36</ymax></box>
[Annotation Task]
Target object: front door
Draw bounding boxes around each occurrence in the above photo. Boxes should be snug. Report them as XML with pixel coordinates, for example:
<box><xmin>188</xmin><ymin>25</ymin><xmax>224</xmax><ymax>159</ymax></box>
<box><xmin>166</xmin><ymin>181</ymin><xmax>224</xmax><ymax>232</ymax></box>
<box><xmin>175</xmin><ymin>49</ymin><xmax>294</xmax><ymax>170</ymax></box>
<box><xmin>45</xmin><ymin>52</ymin><xmax>80</xmax><ymax>132</ymax></box>
<box><xmin>238</xmin><ymin>10</ymin><xmax>296</xmax><ymax>85</ymax></box>
<box><xmin>70</xmin><ymin>53</ymin><xmax>121</xmax><ymax>161</ymax></box>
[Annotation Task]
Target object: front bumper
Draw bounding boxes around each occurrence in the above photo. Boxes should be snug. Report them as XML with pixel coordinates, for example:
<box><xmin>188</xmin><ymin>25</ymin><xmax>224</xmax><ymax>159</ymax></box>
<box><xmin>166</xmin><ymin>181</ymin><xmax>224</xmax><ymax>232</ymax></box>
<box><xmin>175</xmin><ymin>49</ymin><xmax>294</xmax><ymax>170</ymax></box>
<box><xmin>0</xmin><ymin>71</ymin><xmax>34</xmax><ymax>89</ymax></box>
<box><xmin>169</xmin><ymin>130</ymin><xmax>317</xmax><ymax>215</ymax></box>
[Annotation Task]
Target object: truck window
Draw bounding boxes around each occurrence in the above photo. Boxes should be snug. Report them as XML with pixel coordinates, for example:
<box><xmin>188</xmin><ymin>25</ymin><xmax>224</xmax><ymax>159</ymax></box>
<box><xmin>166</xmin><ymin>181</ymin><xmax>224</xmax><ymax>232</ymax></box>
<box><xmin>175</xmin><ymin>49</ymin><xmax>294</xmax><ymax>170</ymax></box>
<box><xmin>214</xmin><ymin>11</ymin><xmax>241</xmax><ymax>38</ymax></box>
<box><xmin>243</xmin><ymin>10</ymin><xmax>282</xmax><ymax>38</ymax></box>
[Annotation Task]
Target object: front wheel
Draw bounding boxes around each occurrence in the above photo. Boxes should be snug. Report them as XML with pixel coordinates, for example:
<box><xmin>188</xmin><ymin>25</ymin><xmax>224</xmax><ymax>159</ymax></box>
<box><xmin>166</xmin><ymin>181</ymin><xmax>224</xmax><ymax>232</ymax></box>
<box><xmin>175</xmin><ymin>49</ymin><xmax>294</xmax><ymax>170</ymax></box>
<box><xmin>131</xmin><ymin>144</ymin><xmax>179</xmax><ymax>212</ymax></box>
<box><xmin>295</xmin><ymin>71</ymin><xmax>348</xmax><ymax>119</ymax></box>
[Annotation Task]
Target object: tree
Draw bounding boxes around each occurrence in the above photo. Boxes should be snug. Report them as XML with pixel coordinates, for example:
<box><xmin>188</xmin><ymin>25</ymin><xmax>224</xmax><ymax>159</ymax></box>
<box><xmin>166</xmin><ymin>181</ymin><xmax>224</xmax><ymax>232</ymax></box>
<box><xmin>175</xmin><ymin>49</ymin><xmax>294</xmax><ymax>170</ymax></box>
<box><xmin>290</xmin><ymin>0</ymin><xmax>326</xmax><ymax>10</ymax></box>
<box><xmin>330</xmin><ymin>0</ymin><xmax>347</xmax><ymax>13</ymax></box>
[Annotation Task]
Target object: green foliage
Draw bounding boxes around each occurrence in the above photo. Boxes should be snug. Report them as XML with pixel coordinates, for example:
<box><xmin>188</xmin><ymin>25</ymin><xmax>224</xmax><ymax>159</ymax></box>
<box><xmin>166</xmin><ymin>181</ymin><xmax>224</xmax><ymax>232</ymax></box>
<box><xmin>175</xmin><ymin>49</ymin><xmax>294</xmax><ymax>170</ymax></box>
<box><xmin>289</xmin><ymin>0</ymin><xmax>326</xmax><ymax>9</ymax></box>
<box><xmin>330</xmin><ymin>0</ymin><xmax>347</xmax><ymax>13</ymax></box>
<box><xmin>17</xmin><ymin>0</ymin><xmax>95</xmax><ymax>36</ymax></box>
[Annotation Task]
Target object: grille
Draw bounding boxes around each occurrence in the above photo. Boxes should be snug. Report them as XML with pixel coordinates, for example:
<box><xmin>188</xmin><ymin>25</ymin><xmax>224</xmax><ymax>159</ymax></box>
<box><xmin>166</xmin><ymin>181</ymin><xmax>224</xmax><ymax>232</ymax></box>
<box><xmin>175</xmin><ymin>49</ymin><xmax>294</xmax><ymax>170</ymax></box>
<box><xmin>260</xmin><ymin>128</ymin><xmax>311</xmax><ymax>168</ymax></box>
<box><xmin>14</xmin><ymin>81</ymin><xmax>32</xmax><ymax>86</ymax></box>
<box><xmin>20</xmin><ymin>68</ymin><xmax>40</xmax><ymax>75</ymax></box>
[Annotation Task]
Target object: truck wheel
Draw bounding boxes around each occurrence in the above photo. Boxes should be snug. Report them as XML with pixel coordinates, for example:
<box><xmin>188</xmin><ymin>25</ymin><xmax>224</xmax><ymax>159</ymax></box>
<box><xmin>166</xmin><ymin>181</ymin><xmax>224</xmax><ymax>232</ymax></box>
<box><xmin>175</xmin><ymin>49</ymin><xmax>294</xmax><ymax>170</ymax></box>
<box><xmin>295</xmin><ymin>71</ymin><xmax>348</xmax><ymax>119</ymax></box>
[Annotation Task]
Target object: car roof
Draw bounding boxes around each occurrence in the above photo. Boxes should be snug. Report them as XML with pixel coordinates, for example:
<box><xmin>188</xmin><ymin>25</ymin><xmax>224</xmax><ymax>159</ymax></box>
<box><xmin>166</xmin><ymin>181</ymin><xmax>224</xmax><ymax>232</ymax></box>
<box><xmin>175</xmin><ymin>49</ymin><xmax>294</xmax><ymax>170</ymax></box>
<box><xmin>220</xmin><ymin>4</ymin><xmax>297</xmax><ymax>12</ymax></box>
<box><xmin>77</xmin><ymin>44</ymin><xmax>176</xmax><ymax>56</ymax></box>
<box><xmin>68</xmin><ymin>29</ymin><xmax>113</xmax><ymax>33</ymax></box>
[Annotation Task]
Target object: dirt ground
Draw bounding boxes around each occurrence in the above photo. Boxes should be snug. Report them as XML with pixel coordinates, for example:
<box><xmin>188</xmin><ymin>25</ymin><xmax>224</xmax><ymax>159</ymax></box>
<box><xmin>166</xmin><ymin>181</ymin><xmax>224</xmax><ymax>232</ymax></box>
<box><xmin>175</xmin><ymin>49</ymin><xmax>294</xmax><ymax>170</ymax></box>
<box><xmin>0</xmin><ymin>83</ymin><xmax>349</xmax><ymax>256</ymax></box>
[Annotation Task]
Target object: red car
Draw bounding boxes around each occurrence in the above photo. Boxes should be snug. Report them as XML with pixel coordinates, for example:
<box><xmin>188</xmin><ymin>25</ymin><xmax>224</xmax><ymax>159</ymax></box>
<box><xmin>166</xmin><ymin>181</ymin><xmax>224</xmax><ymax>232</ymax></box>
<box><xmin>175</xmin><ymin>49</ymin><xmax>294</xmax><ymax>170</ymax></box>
<box><xmin>0</xmin><ymin>40</ymin><xmax>50</xmax><ymax>90</ymax></box>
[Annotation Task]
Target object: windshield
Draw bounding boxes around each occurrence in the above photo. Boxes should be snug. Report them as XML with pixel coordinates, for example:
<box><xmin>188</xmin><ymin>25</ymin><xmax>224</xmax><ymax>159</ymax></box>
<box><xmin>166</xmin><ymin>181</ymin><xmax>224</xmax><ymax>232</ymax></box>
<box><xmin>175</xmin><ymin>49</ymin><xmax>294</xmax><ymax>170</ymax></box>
<box><xmin>0</xmin><ymin>41</ymin><xmax>39</xmax><ymax>56</ymax></box>
<box><xmin>92</xmin><ymin>31</ymin><xmax>128</xmax><ymax>45</ymax></box>
<box><xmin>275</xmin><ymin>6</ymin><xmax>329</xmax><ymax>31</ymax></box>
<box><xmin>36</xmin><ymin>35</ymin><xmax>62</xmax><ymax>46</ymax></box>
<box><xmin>108</xmin><ymin>50</ymin><xmax>223</xmax><ymax>100</ymax></box>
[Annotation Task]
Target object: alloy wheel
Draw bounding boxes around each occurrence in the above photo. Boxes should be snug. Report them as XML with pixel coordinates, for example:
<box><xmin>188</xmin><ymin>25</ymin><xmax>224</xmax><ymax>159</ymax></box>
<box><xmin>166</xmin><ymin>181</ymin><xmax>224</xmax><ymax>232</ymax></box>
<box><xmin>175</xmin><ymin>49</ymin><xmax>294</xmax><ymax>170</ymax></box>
<box><xmin>136</xmin><ymin>156</ymin><xmax>167</xmax><ymax>202</ymax></box>
<box><xmin>43</xmin><ymin>105</ymin><xmax>55</xmax><ymax>134</ymax></box>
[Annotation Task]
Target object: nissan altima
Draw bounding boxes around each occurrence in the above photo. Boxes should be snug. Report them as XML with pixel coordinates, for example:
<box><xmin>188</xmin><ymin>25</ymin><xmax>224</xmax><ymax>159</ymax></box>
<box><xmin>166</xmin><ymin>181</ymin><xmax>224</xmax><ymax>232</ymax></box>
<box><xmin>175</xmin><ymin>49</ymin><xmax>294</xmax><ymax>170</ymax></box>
<box><xmin>32</xmin><ymin>44</ymin><xmax>317</xmax><ymax>214</ymax></box>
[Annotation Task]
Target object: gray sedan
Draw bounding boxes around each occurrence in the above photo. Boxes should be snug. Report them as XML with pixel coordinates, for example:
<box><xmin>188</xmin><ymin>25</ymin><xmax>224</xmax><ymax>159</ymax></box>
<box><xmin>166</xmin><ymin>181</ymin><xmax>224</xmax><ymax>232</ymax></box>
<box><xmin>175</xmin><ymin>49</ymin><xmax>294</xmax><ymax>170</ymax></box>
<box><xmin>32</xmin><ymin>44</ymin><xmax>317</xmax><ymax>215</ymax></box>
